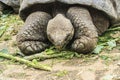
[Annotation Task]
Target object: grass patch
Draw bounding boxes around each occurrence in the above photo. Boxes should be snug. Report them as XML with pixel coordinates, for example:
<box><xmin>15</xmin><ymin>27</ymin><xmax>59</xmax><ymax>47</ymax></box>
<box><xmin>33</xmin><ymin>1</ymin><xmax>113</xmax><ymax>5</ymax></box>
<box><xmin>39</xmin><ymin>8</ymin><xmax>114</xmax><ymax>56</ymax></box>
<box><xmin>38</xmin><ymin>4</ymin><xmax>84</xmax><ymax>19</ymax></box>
<box><xmin>0</xmin><ymin>13</ymin><xmax>120</xmax><ymax>62</ymax></box>
<box><xmin>0</xmin><ymin>14</ymin><xmax>23</xmax><ymax>41</ymax></box>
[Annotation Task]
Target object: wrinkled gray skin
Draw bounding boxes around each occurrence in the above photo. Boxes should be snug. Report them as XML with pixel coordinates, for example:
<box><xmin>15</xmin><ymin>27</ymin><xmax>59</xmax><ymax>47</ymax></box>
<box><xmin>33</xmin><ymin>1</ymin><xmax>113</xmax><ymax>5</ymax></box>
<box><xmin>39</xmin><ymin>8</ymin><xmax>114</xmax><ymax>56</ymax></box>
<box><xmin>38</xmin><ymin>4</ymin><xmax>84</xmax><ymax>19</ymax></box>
<box><xmin>17</xmin><ymin>0</ymin><xmax>120</xmax><ymax>55</ymax></box>
<box><xmin>0</xmin><ymin>0</ymin><xmax>21</xmax><ymax>13</ymax></box>
<box><xmin>47</xmin><ymin>14</ymin><xmax>74</xmax><ymax>49</ymax></box>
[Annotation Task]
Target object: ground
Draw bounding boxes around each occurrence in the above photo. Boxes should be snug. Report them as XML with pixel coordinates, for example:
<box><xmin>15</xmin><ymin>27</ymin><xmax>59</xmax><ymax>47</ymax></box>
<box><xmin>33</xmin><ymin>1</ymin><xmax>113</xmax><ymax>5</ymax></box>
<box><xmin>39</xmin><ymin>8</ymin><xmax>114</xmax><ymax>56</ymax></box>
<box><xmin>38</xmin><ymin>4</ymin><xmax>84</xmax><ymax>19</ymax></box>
<box><xmin>0</xmin><ymin>14</ymin><xmax>120</xmax><ymax>80</ymax></box>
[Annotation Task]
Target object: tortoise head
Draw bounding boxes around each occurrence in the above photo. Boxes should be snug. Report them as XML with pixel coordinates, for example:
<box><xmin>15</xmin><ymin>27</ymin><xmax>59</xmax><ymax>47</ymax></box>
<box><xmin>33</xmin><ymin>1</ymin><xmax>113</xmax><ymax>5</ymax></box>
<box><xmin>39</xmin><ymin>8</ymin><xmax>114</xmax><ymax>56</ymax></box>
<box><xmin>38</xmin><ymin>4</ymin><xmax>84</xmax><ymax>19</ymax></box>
<box><xmin>47</xmin><ymin>14</ymin><xmax>74</xmax><ymax>49</ymax></box>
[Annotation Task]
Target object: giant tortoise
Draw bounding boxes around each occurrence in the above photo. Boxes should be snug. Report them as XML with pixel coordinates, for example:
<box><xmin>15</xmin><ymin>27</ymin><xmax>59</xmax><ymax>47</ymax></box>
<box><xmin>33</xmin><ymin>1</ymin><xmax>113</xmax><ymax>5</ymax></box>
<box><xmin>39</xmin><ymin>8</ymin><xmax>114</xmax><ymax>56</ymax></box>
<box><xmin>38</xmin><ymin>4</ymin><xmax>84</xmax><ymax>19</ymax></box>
<box><xmin>16</xmin><ymin>0</ymin><xmax>120</xmax><ymax>55</ymax></box>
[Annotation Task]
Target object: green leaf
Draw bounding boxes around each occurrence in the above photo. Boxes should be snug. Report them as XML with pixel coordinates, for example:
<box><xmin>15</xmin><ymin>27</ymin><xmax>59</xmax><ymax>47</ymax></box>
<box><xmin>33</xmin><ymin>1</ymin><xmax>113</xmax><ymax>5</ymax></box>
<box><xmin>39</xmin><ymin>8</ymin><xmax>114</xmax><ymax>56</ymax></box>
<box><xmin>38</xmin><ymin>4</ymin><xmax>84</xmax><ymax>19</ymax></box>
<box><xmin>55</xmin><ymin>70</ymin><xmax>68</xmax><ymax>77</ymax></box>
<box><xmin>107</xmin><ymin>40</ymin><xmax>116</xmax><ymax>50</ymax></box>
<box><xmin>0</xmin><ymin>49</ymin><xmax>8</xmax><ymax>54</ymax></box>
<box><xmin>32</xmin><ymin>59</ymin><xmax>38</xmax><ymax>64</ymax></box>
<box><xmin>0</xmin><ymin>14</ymin><xmax>9</xmax><ymax>19</ymax></box>
<box><xmin>100</xmin><ymin>55</ymin><xmax>109</xmax><ymax>60</ymax></box>
<box><xmin>45</xmin><ymin>49</ymin><xmax>55</xmax><ymax>55</ymax></box>
<box><xmin>93</xmin><ymin>45</ymin><xmax>104</xmax><ymax>54</ymax></box>
<box><xmin>0</xmin><ymin>26</ymin><xmax>8</xmax><ymax>37</ymax></box>
<box><xmin>64</xmin><ymin>53</ymin><xmax>74</xmax><ymax>59</ymax></box>
<box><xmin>74</xmin><ymin>52</ymin><xmax>82</xmax><ymax>58</ymax></box>
<box><xmin>107</xmin><ymin>26</ymin><xmax>120</xmax><ymax>31</ymax></box>
<box><xmin>0</xmin><ymin>49</ymin><xmax>8</xmax><ymax>61</ymax></box>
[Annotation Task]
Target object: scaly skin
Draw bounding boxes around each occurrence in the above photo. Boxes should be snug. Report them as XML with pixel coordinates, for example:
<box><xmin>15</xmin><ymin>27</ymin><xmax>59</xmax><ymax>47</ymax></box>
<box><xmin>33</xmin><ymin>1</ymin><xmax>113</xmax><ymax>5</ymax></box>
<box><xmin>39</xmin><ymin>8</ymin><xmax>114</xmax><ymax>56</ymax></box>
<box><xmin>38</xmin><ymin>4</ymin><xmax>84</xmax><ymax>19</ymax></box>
<box><xmin>90</xmin><ymin>9</ymin><xmax>110</xmax><ymax>35</ymax></box>
<box><xmin>16</xmin><ymin>11</ymin><xmax>52</xmax><ymax>55</ymax></box>
<box><xmin>67</xmin><ymin>7</ymin><xmax>98</xmax><ymax>53</ymax></box>
<box><xmin>47</xmin><ymin>14</ymin><xmax>74</xmax><ymax>49</ymax></box>
<box><xmin>17</xmin><ymin>3</ymin><xmax>110</xmax><ymax>54</ymax></box>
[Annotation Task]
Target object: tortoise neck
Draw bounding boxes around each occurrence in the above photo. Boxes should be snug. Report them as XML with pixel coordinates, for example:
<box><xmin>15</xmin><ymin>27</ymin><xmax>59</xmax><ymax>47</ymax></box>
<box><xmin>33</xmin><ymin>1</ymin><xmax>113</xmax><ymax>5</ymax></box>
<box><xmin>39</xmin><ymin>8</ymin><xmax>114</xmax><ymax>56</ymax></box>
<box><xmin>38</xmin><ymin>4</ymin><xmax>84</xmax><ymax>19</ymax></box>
<box><xmin>52</xmin><ymin>2</ymin><xmax>69</xmax><ymax>17</ymax></box>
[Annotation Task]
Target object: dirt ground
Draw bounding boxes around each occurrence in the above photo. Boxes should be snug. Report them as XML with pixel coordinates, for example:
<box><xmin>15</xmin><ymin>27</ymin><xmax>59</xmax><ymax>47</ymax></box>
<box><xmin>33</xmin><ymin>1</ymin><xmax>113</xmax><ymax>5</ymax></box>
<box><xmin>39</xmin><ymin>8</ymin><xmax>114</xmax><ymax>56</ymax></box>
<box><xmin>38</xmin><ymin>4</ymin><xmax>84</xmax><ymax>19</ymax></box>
<box><xmin>0</xmin><ymin>49</ymin><xmax>120</xmax><ymax>80</ymax></box>
<box><xmin>0</xmin><ymin>14</ymin><xmax>120</xmax><ymax>80</ymax></box>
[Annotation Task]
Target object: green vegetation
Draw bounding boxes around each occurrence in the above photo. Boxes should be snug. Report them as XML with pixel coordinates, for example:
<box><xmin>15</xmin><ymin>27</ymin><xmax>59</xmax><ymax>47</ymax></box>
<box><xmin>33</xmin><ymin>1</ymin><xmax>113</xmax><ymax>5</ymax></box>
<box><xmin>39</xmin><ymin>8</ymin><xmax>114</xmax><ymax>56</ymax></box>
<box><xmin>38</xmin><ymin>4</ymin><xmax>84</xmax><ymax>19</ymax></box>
<box><xmin>0</xmin><ymin>52</ymin><xmax>51</xmax><ymax>71</ymax></box>
<box><xmin>93</xmin><ymin>28</ymin><xmax>120</xmax><ymax>54</ymax></box>
<box><xmin>0</xmin><ymin>14</ymin><xmax>23</xmax><ymax>41</ymax></box>
<box><xmin>0</xmin><ymin>13</ymin><xmax>120</xmax><ymax>54</ymax></box>
<box><xmin>0</xmin><ymin>13</ymin><xmax>120</xmax><ymax>70</ymax></box>
<box><xmin>55</xmin><ymin>70</ymin><xmax>68</xmax><ymax>77</ymax></box>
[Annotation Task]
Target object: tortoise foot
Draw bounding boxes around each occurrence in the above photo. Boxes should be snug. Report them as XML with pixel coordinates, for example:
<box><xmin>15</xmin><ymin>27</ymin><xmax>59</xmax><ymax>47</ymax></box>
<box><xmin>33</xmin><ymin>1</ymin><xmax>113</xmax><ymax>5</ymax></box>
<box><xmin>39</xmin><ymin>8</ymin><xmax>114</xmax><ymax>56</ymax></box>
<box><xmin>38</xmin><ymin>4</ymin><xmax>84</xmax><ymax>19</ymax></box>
<box><xmin>18</xmin><ymin>41</ymin><xmax>49</xmax><ymax>55</ymax></box>
<box><xmin>67</xmin><ymin>7</ymin><xmax>98</xmax><ymax>53</ymax></box>
<box><xmin>71</xmin><ymin>36</ymin><xmax>97</xmax><ymax>53</ymax></box>
<box><xmin>16</xmin><ymin>11</ymin><xmax>52</xmax><ymax>55</ymax></box>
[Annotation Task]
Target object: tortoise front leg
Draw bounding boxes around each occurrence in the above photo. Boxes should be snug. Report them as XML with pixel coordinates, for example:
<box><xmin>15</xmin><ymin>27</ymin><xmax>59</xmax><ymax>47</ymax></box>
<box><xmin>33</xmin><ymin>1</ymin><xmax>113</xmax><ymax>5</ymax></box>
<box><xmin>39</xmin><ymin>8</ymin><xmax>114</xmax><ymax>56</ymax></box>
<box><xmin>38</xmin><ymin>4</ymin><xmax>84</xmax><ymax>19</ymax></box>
<box><xmin>16</xmin><ymin>11</ymin><xmax>52</xmax><ymax>55</ymax></box>
<box><xmin>90</xmin><ymin>9</ymin><xmax>110</xmax><ymax>35</ymax></box>
<box><xmin>67</xmin><ymin>7</ymin><xmax>98</xmax><ymax>53</ymax></box>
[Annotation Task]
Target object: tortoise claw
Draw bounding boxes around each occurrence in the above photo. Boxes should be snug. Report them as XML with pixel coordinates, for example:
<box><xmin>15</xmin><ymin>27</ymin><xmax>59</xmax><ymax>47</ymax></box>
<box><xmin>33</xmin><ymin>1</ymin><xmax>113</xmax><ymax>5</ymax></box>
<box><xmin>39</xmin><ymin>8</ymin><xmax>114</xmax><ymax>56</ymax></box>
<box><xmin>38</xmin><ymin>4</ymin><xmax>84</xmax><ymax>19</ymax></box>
<box><xmin>18</xmin><ymin>41</ymin><xmax>49</xmax><ymax>55</ymax></box>
<box><xmin>71</xmin><ymin>36</ymin><xmax>97</xmax><ymax>53</ymax></box>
